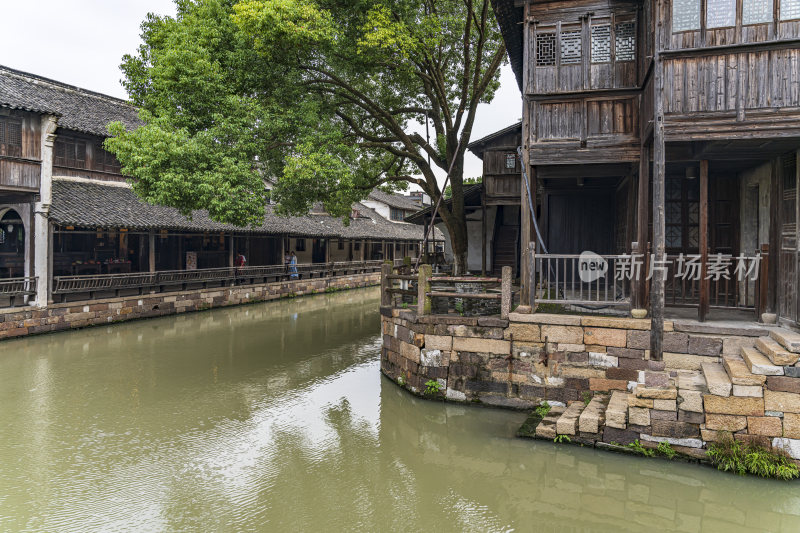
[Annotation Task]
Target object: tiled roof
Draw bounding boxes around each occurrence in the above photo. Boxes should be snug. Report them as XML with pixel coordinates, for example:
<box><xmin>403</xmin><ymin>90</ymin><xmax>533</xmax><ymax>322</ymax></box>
<box><xmin>0</xmin><ymin>64</ymin><xmax>141</xmax><ymax>137</ymax></box>
<box><xmin>368</xmin><ymin>190</ymin><xmax>422</xmax><ymax>211</ymax></box>
<box><xmin>490</xmin><ymin>0</ymin><xmax>524</xmax><ymax>91</ymax></box>
<box><xmin>404</xmin><ymin>183</ymin><xmax>484</xmax><ymax>224</ymax></box>
<box><xmin>467</xmin><ymin>122</ymin><xmax>522</xmax><ymax>155</ymax></box>
<box><xmin>49</xmin><ymin>178</ymin><xmax>441</xmax><ymax>241</ymax></box>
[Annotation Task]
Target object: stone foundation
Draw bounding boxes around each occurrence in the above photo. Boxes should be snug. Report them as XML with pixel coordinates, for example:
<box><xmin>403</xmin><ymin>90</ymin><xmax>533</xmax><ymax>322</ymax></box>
<box><xmin>380</xmin><ymin>307</ymin><xmax>800</xmax><ymax>460</ymax></box>
<box><xmin>0</xmin><ymin>272</ymin><xmax>380</xmax><ymax>342</ymax></box>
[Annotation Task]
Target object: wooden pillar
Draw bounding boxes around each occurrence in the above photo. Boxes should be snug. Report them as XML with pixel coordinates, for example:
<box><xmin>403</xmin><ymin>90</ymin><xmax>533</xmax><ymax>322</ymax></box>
<box><xmin>520</xmin><ymin>112</ymin><xmax>533</xmax><ymax>307</ymax></box>
<box><xmin>481</xmin><ymin>188</ymin><xmax>487</xmax><ymax>276</ymax></box>
<box><xmin>650</xmin><ymin>0</ymin><xmax>666</xmax><ymax>361</ymax></box>
<box><xmin>417</xmin><ymin>264</ymin><xmax>432</xmax><ymax>315</ymax></box>
<box><xmin>148</xmin><ymin>231</ymin><xmax>156</xmax><ymax>272</ymax></box>
<box><xmin>635</xmin><ymin>144</ymin><xmax>651</xmax><ymax>311</ymax></box>
<box><xmin>325</xmin><ymin>238</ymin><xmax>330</xmax><ymax>264</ymax></box>
<box><xmin>228</xmin><ymin>234</ymin><xmax>234</xmax><ymax>267</ymax></box>
<box><xmin>361</xmin><ymin>240</ymin><xmax>366</xmax><ymax>261</ymax></box>
<box><xmin>768</xmin><ymin>159</ymin><xmax>780</xmax><ymax>314</ymax></box>
<box><xmin>699</xmin><ymin>160</ymin><xmax>710</xmax><ymax>321</ymax></box>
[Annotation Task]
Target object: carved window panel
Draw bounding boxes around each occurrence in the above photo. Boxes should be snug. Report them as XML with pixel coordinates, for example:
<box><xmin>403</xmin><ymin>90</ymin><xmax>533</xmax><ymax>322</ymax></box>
<box><xmin>591</xmin><ymin>25</ymin><xmax>611</xmax><ymax>63</ymax></box>
<box><xmin>673</xmin><ymin>0</ymin><xmax>701</xmax><ymax>31</ymax></box>
<box><xmin>707</xmin><ymin>0</ymin><xmax>736</xmax><ymax>28</ymax></box>
<box><xmin>743</xmin><ymin>0</ymin><xmax>773</xmax><ymax>24</ymax></box>
<box><xmin>615</xmin><ymin>22</ymin><xmax>636</xmax><ymax>62</ymax></box>
<box><xmin>54</xmin><ymin>137</ymin><xmax>87</xmax><ymax>169</ymax></box>
<box><xmin>505</xmin><ymin>153</ymin><xmax>516</xmax><ymax>169</ymax></box>
<box><xmin>666</xmin><ymin>226</ymin><xmax>683</xmax><ymax>248</ymax></box>
<box><xmin>536</xmin><ymin>32</ymin><xmax>556</xmax><ymax>66</ymax></box>
<box><xmin>781</xmin><ymin>0</ymin><xmax>800</xmax><ymax>20</ymax></box>
<box><xmin>560</xmin><ymin>30</ymin><xmax>582</xmax><ymax>65</ymax></box>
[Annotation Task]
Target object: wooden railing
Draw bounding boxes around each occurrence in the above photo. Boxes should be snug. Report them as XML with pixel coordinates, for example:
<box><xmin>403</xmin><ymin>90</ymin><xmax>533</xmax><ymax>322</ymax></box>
<box><xmin>0</xmin><ymin>277</ymin><xmax>37</xmax><ymax>307</ymax></box>
<box><xmin>52</xmin><ymin>260</ymin><xmax>384</xmax><ymax>300</ymax></box>
<box><xmin>381</xmin><ymin>264</ymin><xmax>513</xmax><ymax>319</ymax></box>
<box><xmin>532</xmin><ymin>254</ymin><xmax>631</xmax><ymax>308</ymax></box>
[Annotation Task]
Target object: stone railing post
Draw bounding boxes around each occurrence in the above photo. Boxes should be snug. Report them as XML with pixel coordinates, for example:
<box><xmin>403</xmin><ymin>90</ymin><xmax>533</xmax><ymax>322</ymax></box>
<box><xmin>501</xmin><ymin>266</ymin><xmax>512</xmax><ymax>319</ymax></box>
<box><xmin>380</xmin><ymin>263</ymin><xmax>392</xmax><ymax>307</ymax></box>
<box><xmin>418</xmin><ymin>264</ymin><xmax>432</xmax><ymax>316</ymax></box>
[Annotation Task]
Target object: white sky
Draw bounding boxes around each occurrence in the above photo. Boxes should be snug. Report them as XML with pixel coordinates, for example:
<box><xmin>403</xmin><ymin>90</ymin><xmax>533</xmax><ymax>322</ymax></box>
<box><xmin>0</xmin><ymin>0</ymin><xmax>521</xmax><ymax>181</ymax></box>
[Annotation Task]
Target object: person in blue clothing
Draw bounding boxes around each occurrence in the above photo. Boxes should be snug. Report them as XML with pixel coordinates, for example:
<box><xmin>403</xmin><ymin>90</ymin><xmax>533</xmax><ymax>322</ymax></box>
<box><xmin>289</xmin><ymin>251</ymin><xmax>299</xmax><ymax>279</ymax></box>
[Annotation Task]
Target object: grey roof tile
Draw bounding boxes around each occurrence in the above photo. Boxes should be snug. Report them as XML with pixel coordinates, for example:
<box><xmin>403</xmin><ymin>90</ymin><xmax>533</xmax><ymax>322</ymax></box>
<box><xmin>49</xmin><ymin>178</ymin><xmax>441</xmax><ymax>241</ymax></box>
<box><xmin>0</xmin><ymin>64</ymin><xmax>141</xmax><ymax>136</ymax></box>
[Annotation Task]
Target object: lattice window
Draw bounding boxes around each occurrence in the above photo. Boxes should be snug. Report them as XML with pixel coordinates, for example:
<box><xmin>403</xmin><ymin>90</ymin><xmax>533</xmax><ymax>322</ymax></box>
<box><xmin>536</xmin><ymin>33</ymin><xmax>556</xmax><ymax>66</ymax></box>
<box><xmin>707</xmin><ymin>0</ymin><xmax>736</xmax><ymax>28</ymax></box>
<box><xmin>0</xmin><ymin>118</ymin><xmax>22</xmax><ymax>158</ymax></box>
<box><xmin>591</xmin><ymin>25</ymin><xmax>611</xmax><ymax>63</ymax></box>
<box><xmin>560</xmin><ymin>30</ymin><xmax>582</xmax><ymax>65</ymax></box>
<box><xmin>54</xmin><ymin>137</ymin><xmax>86</xmax><ymax>169</ymax></box>
<box><xmin>93</xmin><ymin>143</ymin><xmax>121</xmax><ymax>174</ymax></box>
<box><xmin>615</xmin><ymin>22</ymin><xmax>636</xmax><ymax>61</ymax></box>
<box><xmin>673</xmin><ymin>0</ymin><xmax>701</xmax><ymax>31</ymax></box>
<box><xmin>743</xmin><ymin>0</ymin><xmax>773</xmax><ymax>24</ymax></box>
<box><xmin>781</xmin><ymin>0</ymin><xmax>800</xmax><ymax>20</ymax></box>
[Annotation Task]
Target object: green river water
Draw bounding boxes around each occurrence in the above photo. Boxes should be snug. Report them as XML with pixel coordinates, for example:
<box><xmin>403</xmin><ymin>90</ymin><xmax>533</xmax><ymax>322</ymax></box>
<box><xmin>1</xmin><ymin>287</ymin><xmax>800</xmax><ymax>532</ymax></box>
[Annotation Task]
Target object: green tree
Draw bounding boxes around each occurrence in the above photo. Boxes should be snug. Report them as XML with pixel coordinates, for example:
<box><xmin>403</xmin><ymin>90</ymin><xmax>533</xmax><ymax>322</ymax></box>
<box><xmin>107</xmin><ymin>0</ymin><xmax>506</xmax><ymax>274</ymax></box>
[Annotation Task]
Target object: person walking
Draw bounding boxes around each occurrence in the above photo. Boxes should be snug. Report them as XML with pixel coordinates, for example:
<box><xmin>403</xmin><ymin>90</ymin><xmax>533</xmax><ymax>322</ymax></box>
<box><xmin>289</xmin><ymin>251</ymin><xmax>299</xmax><ymax>279</ymax></box>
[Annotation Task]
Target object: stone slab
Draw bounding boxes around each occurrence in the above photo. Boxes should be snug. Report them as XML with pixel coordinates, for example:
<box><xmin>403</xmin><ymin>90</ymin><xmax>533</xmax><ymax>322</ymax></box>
<box><xmin>509</xmin><ymin>313</ymin><xmax>581</xmax><ymax>325</ymax></box>
<box><xmin>606</xmin><ymin>391</ymin><xmax>628</xmax><ymax>429</ymax></box>
<box><xmin>634</xmin><ymin>385</ymin><xmax>678</xmax><ymax>400</ymax></box>
<box><xmin>583</xmin><ymin>327</ymin><xmax>627</xmax><ymax>348</ymax></box>
<box><xmin>764</xmin><ymin>390</ymin><xmax>800</xmax><ymax>414</ymax></box>
<box><xmin>556</xmin><ymin>402</ymin><xmax>585</xmax><ymax>436</ymax></box>
<box><xmin>678</xmin><ymin>389</ymin><xmax>704</xmax><ymax>413</ymax></box>
<box><xmin>723</xmin><ymin>356</ymin><xmax>767</xmax><ymax>386</ymax></box>
<box><xmin>579</xmin><ymin>396</ymin><xmax>607</xmax><ymax>433</ymax></box>
<box><xmin>703</xmin><ymin>395</ymin><xmax>764</xmax><ymax>416</ymax></box>
<box><xmin>772</xmin><ymin>438</ymin><xmax>800</xmax><ymax>460</ymax></box>
<box><xmin>741</xmin><ymin>347</ymin><xmax>784</xmax><ymax>376</ymax></box>
<box><xmin>701</xmin><ymin>363</ymin><xmax>732</xmax><ymax>397</ymax></box>
<box><xmin>770</xmin><ymin>328</ymin><xmax>800</xmax><ymax>354</ymax></box>
<box><xmin>766</xmin><ymin>376</ymin><xmax>800</xmax><ymax>394</ymax></box>
<box><xmin>581</xmin><ymin>316</ymin><xmax>652</xmax><ymax>330</ymax></box>
<box><xmin>747</xmin><ymin>416</ymin><xmax>783</xmax><ymax>437</ymax></box>
<box><xmin>628</xmin><ymin>406</ymin><xmax>650</xmax><ymax>426</ymax></box>
<box><xmin>756</xmin><ymin>336</ymin><xmax>799</xmax><ymax>366</ymax></box>
<box><xmin>640</xmin><ymin>434</ymin><xmax>704</xmax><ymax>449</ymax></box>
<box><xmin>732</xmin><ymin>385</ymin><xmax>762</xmax><ymax>397</ymax></box>
<box><xmin>452</xmin><ymin>337</ymin><xmax>510</xmax><ymax>355</ymax></box>
<box><xmin>705</xmin><ymin>413</ymin><xmax>748</xmax><ymax>432</ymax></box>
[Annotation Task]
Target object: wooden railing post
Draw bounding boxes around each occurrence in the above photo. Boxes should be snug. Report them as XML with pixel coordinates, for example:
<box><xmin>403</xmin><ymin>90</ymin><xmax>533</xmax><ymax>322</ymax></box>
<box><xmin>418</xmin><ymin>264</ymin><xmax>432</xmax><ymax>316</ymax></box>
<box><xmin>380</xmin><ymin>263</ymin><xmax>392</xmax><ymax>307</ymax></box>
<box><xmin>501</xmin><ymin>266</ymin><xmax>512</xmax><ymax>319</ymax></box>
<box><xmin>528</xmin><ymin>242</ymin><xmax>536</xmax><ymax>311</ymax></box>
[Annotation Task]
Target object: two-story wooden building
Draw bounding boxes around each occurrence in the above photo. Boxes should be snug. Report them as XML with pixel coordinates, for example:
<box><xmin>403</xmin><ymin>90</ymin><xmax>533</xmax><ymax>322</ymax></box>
<box><xmin>491</xmin><ymin>0</ymin><xmax>800</xmax><ymax>353</ymax></box>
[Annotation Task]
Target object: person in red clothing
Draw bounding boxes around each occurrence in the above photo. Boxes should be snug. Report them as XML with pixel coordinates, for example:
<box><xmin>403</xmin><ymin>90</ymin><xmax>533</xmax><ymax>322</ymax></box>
<box><xmin>235</xmin><ymin>251</ymin><xmax>247</xmax><ymax>268</ymax></box>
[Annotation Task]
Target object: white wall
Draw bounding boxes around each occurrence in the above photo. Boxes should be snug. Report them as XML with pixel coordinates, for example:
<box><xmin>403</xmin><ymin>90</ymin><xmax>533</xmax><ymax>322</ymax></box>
<box><xmin>361</xmin><ymin>199</ymin><xmax>391</xmax><ymax>220</ymax></box>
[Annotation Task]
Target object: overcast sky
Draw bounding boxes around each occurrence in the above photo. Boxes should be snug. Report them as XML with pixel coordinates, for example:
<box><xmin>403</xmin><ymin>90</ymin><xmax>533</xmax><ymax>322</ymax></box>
<box><xmin>0</xmin><ymin>0</ymin><xmax>521</xmax><ymax>181</ymax></box>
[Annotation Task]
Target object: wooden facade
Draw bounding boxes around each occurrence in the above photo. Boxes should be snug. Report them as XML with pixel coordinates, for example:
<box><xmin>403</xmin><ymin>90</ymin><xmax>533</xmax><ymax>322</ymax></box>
<box><xmin>489</xmin><ymin>0</ymin><xmax>800</xmax><ymax>341</ymax></box>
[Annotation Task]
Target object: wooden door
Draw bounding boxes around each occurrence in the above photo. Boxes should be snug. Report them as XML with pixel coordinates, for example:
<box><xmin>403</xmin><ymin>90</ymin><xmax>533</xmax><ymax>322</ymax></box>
<box><xmin>546</xmin><ymin>191</ymin><xmax>615</xmax><ymax>254</ymax></box>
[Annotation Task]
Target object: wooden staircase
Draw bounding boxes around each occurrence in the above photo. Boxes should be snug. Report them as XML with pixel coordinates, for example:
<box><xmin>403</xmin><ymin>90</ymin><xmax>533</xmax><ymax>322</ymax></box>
<box><xmin>492</xmin><ymin>225</ymin><xmax>518</xmax><ymax>276</ymax></box>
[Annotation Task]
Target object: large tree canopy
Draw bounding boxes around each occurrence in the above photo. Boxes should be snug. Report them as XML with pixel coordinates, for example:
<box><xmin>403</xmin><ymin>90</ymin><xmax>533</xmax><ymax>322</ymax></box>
<box><xmin>108</xmin><ymin>0</ymin><xmax>506</xmax><ymax>272</ymax></box>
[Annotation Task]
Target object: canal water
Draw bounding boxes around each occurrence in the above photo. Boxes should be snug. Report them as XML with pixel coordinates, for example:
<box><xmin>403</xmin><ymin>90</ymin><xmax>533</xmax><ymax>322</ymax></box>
<box><xmin>1</xmin><ymin>287</ymin><xmax>800</xmax><ymax>532</ymax></box>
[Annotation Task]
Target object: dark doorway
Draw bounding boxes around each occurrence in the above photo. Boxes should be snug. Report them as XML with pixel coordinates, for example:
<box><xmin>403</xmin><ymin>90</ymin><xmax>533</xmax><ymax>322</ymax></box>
<box><xmin>0</xmin><ymin>209</ymin><xmax>25</xmax><ymax>278</ymax></box>
<box><xmin>312</xmin><ymin>238</ymin><xmax>326</xmax><ymax>263</ymax></box>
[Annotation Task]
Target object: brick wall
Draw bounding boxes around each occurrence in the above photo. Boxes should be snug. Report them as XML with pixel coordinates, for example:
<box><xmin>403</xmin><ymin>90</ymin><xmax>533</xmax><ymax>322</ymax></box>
<box><xmin>0</xmin><ymin>272</ymin><xmax>380</xmax><ymax>342</ymax></box>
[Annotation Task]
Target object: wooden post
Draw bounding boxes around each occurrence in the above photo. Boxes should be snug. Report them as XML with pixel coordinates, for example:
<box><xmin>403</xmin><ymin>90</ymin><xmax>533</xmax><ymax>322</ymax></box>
<box><xmin>481</xmin><ymin>188</ymin><xmax>487</xmax><ymax>276</ymax></box>
<box><xmin>635</xmin><ymin>144</ymin><xmax>650</xmax><ymax>311</ymax></box>
<box><xmin>418</xmin><ymin>264</ymin><xmax>432</xmax><ymax>316</ymax></box>
<box><xmin>768</xmin><ymin>159</ymin><xmax>780</xmax><ymax>313</ymax></box>
<box><xmin>501</xmin><ymin>265</ymin><xmax>512</xmax><ymax>319</ymax></box>
<box><xmin>650</xmin><ymin>0</ymin><xmax>666</xmax><ymax>361</ymax></box>
<box><xmin>699</xmin><ymin>160</ymin><xmax>710</xmax><ymax>322</ymax></box>
<box><xmin>380</xmin><ymin>263</ymin><xmax>392</xmax><ymax>307</ymax></box>
<box><xmin>528</xmin><ymin>242</ymin><xmax>536</xmax><ymax>310</ymax></box>
<box><xmin>148</xmin><ymin>231</ymin><xmax>156</xmax><ymax>273</ymax></box>
<box><xmin>228</xmin><ymin>234</ymin><xmax>234</xmax><ymax>268</ymax></box>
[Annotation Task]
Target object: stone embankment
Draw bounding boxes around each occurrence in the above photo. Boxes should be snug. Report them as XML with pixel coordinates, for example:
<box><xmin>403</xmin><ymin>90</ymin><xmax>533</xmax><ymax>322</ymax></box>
<box><xmin>0</xmin><ymin>272</ymin><xmax>380</xmax><ymax>342</ymax></box>
<box><xmin>380</xmin><ymin>307</ymin><xmax>800</xmax><ymax>459</ymax></box>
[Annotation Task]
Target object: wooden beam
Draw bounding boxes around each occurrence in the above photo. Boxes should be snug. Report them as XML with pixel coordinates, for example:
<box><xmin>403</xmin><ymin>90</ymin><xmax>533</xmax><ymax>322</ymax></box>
<box><xmin>650</xmin><ymin>0</ymin><xmax>666</xmax><ymax>361</ymax></box>
<box><xmin>481</xmin><ymin>187</ymin><xmax>487</xmax><ymax>276</ymax></box>
<box><xmin>699</xmin><ymin>160</ymin><xmax>709</xmax><ymax>322</ymax></box>
<box><xmin>148</xmin><ymin>231</ymin><xmax>156</xmax><ymax>273</ymax></box>
<box><xmin>768</xmin><ymin>159</ymin><xmax>780</xmax><ymax>314</ymax></box>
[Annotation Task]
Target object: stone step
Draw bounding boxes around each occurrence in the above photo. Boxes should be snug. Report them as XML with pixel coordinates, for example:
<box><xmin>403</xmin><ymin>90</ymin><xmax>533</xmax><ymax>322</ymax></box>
<box><xmin>770</xmin><ymin>328</ymin><xmax>800</xmax><ymax>354</ymax></box>
<box><xmin>535</xmin><ymin>405</ymin><xmax>566</xmax><ymax>439</ymax></box>
<box><xmin>701</xmin><ymin>362</ymin><xmax>732</xmax><ymax>397</ymax></box>
<box><xmin>605</xmin><ymin>391</ymin><xmax>629</xmax><ymax>429</ymax></box>
<box><xmin>578</xmin><ymin>395</ymin><xmax>608</xmax><ymax>434</ymax></box>
<box><xmin>723</xmin><ymin>356</ymin><xmax>767</xmax><ymax>386</ymax></box>
<box><xmin>741</xmin><ymin>346</ymin><xmax>784</xmax><ymax>376</ymax></box>
<box><xmin>675</xmin><ymin>370</ymin><xmax>708</xmax><ymax>392</ymax></box>
<box><xmin>555</xmin><ymin>402</ymin><xmax>585</xmax><ymax>436</ymax></box>
<box><xmin>756</xmin><ymin>336</ymin><xmax>800</xmax><ymax>366</ymax></box>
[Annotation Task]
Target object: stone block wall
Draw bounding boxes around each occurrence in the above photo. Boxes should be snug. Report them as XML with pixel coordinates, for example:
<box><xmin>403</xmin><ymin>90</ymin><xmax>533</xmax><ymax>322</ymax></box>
<box><xmin>380</xmin><ymin>308</ymin><xmax>800</xmax><ymax>459</ymax></box>
<box><xmin>0</xmin><ymin>272</ymin><xmax>380</xmax><ymax>342</ymax></box>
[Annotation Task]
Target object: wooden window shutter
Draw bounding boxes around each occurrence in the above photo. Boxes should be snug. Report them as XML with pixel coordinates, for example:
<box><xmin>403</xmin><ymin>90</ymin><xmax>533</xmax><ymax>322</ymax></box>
<box><xmin>54</xmin><ymin>139</ymin><xmax>66</xmax><ymax>166</ymax></box>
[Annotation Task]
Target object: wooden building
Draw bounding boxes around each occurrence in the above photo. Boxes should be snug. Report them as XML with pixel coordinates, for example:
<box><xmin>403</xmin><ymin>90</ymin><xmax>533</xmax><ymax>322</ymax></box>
<box><xmin>489</xmin><ymin>0</ymin><xmax>800</xmax><ymax>351</ymax></box>
<box><xmin>0</xmin><ymin>65</ymin><xmax>436</xmax><ymax>307</ymax></box>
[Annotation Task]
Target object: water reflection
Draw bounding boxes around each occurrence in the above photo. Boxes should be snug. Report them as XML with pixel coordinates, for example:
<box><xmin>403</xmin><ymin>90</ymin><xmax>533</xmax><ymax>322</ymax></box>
<box><xmin>1</xmin><ymin>287</ymin><xmax>800</xmax><ymax>532</ymax></box>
